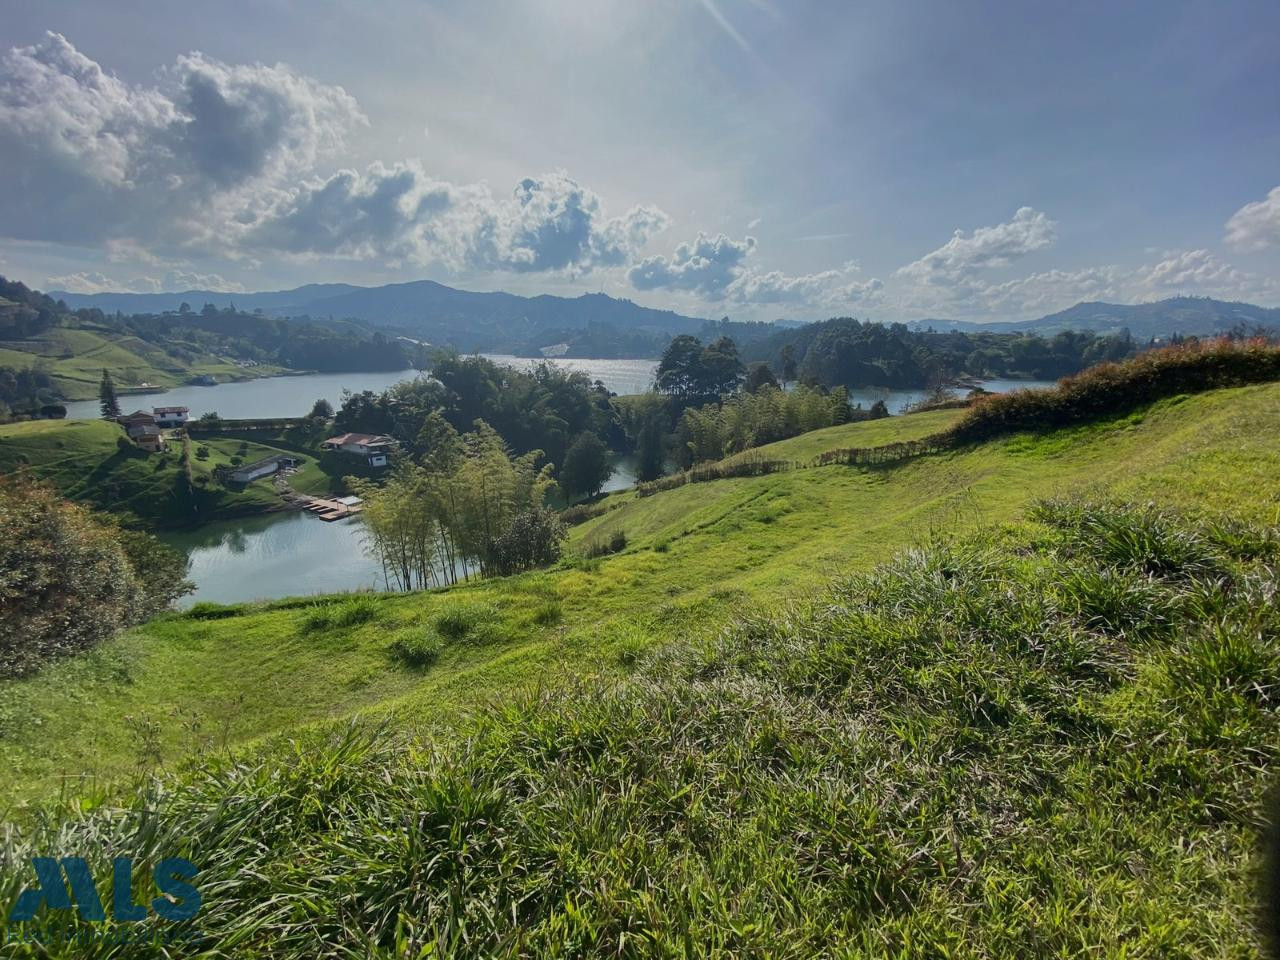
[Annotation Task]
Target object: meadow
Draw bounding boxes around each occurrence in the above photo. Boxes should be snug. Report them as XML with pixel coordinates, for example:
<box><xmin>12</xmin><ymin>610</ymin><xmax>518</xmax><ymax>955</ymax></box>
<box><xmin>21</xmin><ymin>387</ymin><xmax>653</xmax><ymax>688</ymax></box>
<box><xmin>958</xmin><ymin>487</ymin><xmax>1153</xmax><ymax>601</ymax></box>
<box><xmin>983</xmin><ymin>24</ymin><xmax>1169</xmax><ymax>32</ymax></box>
<box><xmin>2</xmin><ymin>380</ymin><xmax>1277</xmax><ymax>816</ymax></box>
<box><xmin>0</xmin><ymin>419</ymin><xmax>332</xmax><ymax>527</ymax></box>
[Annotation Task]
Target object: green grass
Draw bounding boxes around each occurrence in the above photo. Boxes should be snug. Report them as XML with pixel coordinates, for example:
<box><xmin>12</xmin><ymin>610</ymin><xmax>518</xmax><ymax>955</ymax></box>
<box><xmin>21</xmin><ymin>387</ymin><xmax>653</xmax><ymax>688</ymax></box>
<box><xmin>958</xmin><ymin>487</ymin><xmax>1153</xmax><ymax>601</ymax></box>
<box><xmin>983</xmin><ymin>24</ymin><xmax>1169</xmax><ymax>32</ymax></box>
<box><xmin>0</xmin><ymin>322</ymin><xmax>289</xmax><ymax>400</ymax></box>
<box><xmin>0</xmin><ymin>419</ymin><xmax>323</xmax><ymax>526</ymax></box>
<box><xmin>2</xmin><ymin>382</ymin><xmax>1278</xmax><ymax>817</ymax></box>
<box><xmin>2</xmin><ymin>501</ymin><xmax>1276</xmax><ymax>956</ymax></box>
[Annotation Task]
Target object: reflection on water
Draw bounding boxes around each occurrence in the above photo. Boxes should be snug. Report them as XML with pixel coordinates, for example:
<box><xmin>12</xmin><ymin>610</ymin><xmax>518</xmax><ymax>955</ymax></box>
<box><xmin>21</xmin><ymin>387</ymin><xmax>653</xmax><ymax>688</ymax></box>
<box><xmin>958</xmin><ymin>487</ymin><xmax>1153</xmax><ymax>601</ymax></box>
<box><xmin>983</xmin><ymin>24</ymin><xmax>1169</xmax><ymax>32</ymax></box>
<box><xmin>160</xmin><ymin>511</ymin><xmax>384</xmax><ymax>608</ymax></box>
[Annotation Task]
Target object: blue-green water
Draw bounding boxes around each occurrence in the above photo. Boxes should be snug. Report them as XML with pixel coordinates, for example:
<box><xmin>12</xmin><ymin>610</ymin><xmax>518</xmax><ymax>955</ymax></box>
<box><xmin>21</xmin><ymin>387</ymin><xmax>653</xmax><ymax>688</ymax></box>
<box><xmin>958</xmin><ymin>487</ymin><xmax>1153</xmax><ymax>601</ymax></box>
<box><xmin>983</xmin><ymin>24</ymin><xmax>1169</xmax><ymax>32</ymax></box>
<box><xmin>124</xmin><ymin>361</ymin><xmax>1049</xmax><ymax>606</ymax></box>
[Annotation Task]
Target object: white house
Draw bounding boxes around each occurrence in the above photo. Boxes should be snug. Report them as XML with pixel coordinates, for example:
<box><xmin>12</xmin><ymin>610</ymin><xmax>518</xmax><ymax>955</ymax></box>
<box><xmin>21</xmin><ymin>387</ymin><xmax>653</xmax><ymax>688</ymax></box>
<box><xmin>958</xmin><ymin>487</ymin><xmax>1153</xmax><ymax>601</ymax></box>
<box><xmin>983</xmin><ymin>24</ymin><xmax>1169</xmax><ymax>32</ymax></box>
<box><xmin>153</xmin><ymin>405</ymin><xmax>189</xmax><ymax>428</ymax></box>
<box><xmin>321</xmin><ymin>432</ymin><xmax>397</xmax><ymax>468</ymax></box>
<box><xmin>229</xmin><ymin>454</ymin><xmax>301</xmax><ymax>484</ymax></box>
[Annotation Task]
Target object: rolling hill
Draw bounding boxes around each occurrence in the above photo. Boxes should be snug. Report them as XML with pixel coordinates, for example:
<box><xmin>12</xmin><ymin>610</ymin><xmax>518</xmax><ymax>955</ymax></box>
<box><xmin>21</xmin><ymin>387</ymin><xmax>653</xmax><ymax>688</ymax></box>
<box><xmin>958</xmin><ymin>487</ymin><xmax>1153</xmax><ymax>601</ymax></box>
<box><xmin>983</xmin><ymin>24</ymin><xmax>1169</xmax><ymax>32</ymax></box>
<box><xmin>2</xmin><ymin>374</ymin><xmax>1279</xmax><ymax>954</ymax></box>
<box><xmin>917</xmin><ymin>295</ymin><xmax>1280</xmax><ymax>339</ymax></box>
<box><xmin>51</xmin><ymin>279</ymin><xmax>708</xmax><ymax>357</ymax></box>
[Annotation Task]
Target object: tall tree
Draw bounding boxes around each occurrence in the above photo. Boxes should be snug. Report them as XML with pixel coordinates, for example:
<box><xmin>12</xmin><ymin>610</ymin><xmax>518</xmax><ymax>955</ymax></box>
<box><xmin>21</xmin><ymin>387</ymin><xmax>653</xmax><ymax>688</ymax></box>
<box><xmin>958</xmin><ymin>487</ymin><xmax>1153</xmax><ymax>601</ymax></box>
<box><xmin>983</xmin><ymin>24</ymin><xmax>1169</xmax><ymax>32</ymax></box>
<box><xmin>560</xmin><ymin>431</ymin><xmax>612</xmax><ymax>501</ymax></box>
<box><xmin>98</xmin><ymin>368</ymin><xmax>120</xmax><ymax>420</ymax></box>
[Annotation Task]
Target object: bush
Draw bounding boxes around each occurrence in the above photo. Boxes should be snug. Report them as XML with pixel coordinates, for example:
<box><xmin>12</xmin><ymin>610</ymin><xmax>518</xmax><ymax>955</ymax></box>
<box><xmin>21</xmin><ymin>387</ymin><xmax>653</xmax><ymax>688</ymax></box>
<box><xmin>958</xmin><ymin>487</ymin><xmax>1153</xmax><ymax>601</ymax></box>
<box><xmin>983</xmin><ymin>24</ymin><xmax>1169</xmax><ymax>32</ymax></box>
<box><xmin>195</xmin><ymin>445</ymin><xmax>210</xmax><ymax>460</ymax></box>
<box><xmin>434</xmin><ymin>602</ymin><xmax>498</xmax><ymax>641</ymax></box>
<box><xmin>185</xmin><ymin>601</ymin><xmax>249</xmax><ymax>620</ymax></box>
<box><xmin>389</xmin><ymin>629</ymin><xmax>443</xmax><ymax>668</ymax></box>
<box><xmin>0</xmin><ymin>477</ymin><xmax>176</xmax><ymax>675</ymax></box>
<box><xmin>485</xmin><ymin>507</ymin><xmax>568</xmax><ymax>576</ymax></box>
<box><xmin>583</xmin><ymin>529</ymin><xmax>627</xmax><ymax>558</ymax></box>
<box><xmin>301</xmin><ymin>595</ymin><xmax>381</xmax><ymax>633</ymax></box>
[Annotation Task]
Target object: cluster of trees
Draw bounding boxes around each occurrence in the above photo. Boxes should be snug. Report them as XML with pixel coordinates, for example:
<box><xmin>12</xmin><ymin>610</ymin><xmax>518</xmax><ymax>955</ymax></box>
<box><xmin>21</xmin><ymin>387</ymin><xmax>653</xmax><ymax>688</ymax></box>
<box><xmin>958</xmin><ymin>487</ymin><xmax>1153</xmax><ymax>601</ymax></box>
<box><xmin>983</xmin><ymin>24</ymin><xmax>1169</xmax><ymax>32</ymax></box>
<box><xmin>655</xmin><ymin>335</ymin><xmax>746</xmax><ymax>401</ymax></box>
<box><xmin>350</xmin><ymin>418</ymin><xmax>565</xmax><ymax>590</ymax></box>
<box><xmin>742</xmin><ymin>318</ymin><xmax>1139</xmax><ymax>388</ymax></box>
<box><xmin>0</xmin><ymin>277</ymin><xmax>64</xmax><ymax>339</ymax></box>
<box><xmin>0</xmin><ymin>366</ymin><xmax>61</xmax><ymax>421</ymax></box>
<box><xmin>672</xmin><ymin>384</ymin><xmax>862</xmax><ymax>468</ymax></box>
<box><xmin>333</xmin><ymin>354</ymin><xmax>618</xmax><ymax>471</ymax></box>
<box><xmin>0</xmin><ymin>474</ymin><xmax>192</xmax><ymax>676</ymax></box>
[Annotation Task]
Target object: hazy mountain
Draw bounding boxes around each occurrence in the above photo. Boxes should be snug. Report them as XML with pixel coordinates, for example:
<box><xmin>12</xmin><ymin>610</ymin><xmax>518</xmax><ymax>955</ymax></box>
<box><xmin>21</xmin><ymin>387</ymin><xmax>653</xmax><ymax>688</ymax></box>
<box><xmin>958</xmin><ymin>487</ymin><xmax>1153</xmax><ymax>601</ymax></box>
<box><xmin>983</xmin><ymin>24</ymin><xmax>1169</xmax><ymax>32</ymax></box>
<box><xmin>51</xmin><ymin>279</ymin><xmax>706</xmax><ymax>357</ymax></box>
<box><xmin>913</xmin><ymin>297</ymin><xmax>1280</xmax><ymax>340</ymax></box>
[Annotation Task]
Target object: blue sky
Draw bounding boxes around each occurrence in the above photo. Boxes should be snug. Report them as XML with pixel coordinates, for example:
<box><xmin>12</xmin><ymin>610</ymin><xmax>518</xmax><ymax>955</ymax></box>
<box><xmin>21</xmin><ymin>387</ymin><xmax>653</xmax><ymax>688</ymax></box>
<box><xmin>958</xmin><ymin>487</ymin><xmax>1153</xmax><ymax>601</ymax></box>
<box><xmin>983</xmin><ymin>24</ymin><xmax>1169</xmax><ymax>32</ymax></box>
<box><xmin>2</xmin><ymin>0</ymin><xmax>1278</xmax><ymax>321</ymax></box>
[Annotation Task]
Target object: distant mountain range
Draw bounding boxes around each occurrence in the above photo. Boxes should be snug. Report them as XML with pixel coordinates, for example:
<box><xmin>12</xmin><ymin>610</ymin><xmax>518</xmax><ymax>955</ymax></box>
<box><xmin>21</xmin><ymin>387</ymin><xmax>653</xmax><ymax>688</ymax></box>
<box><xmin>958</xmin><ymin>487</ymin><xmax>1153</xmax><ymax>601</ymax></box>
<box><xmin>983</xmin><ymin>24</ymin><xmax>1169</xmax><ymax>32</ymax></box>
<box><xmin>51</xmin><ymin>280</ymin><xmax>706</xmax><ymax>358</ymax></box>
<box><xmin>52</xmin><ymin>281</ymin><xmax>1280</xmax><ymax>354</ymax></box>
<box><xmin>916</xmin><ymin>297</ymin><xmax>1280</xmax><ymax>340</ymax></box>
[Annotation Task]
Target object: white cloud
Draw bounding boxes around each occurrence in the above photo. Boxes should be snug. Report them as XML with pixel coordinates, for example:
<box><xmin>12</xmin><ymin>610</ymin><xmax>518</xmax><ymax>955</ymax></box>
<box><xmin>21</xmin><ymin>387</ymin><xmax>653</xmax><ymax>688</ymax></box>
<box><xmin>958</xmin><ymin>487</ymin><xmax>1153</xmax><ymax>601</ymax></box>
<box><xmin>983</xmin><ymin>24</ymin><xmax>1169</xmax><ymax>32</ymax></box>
<box><xmin>896</xmin><ymin>207</ymin><xmax>1057</xmax><ymax>287</ymax></box>
<box><xmin>0</xmin><ymin>34</ymin><xmax>667</xmax><ymax>278</ymax></box>
<box><xmin>629</xmin><ymin>232</ymin><xmax>757</xmax><ymax>297</ymax></box>
<box><xmin>1225</xmin><ymin>186</ymin><xmax>1280</xmax><ymax>251</ymax></box>
<box><xmin>0</xmin><ymin>32</ymin><xmax>362</xmax><ymax>251</ymax></box>
<box><xmin>253</xmin><ymin>165</ymin><xmax>668</xmax><ymax>273</ymax></box>
<box><xmin>47</xmin><ymin>269</ymin><xmax>244</xmax><ymax>294</ymax></box>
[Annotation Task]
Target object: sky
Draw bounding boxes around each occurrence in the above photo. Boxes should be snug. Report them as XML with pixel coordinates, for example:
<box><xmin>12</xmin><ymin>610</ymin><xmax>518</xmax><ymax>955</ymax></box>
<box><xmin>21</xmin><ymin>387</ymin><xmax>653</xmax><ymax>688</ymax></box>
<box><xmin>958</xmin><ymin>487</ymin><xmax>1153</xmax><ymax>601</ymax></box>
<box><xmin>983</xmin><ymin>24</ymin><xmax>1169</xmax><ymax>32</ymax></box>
<box><xmin>2</xmin><ymin>0</ymin><xmax>1279</xmax><ymax>323</ymax></box>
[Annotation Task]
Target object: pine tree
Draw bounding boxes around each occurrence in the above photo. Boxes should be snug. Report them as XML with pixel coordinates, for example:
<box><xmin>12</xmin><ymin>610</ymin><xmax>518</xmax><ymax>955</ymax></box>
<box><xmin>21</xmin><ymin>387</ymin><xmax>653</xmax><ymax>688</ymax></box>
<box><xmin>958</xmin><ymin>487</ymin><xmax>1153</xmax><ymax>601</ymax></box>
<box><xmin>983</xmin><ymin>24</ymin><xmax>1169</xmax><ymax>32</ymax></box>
<box><xmin>98</xmin><ymin>369</ymin><xmax>121</xmax><ymax>420</ymax></box>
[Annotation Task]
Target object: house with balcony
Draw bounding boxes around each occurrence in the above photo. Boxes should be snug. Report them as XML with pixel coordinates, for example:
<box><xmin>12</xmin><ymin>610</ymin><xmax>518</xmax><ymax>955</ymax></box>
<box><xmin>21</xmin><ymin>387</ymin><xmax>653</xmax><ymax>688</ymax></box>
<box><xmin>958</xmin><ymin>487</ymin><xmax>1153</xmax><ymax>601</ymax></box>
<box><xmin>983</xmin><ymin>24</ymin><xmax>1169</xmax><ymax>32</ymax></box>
<box><xmin>153</xmin><ymin>406</ymin><xmax>189</xmax><ymax>428</ymax></box>
<box><xmin>321</xmin><ymin>432</ymin><xmax>397</xmax><ymax>468</ymax></box>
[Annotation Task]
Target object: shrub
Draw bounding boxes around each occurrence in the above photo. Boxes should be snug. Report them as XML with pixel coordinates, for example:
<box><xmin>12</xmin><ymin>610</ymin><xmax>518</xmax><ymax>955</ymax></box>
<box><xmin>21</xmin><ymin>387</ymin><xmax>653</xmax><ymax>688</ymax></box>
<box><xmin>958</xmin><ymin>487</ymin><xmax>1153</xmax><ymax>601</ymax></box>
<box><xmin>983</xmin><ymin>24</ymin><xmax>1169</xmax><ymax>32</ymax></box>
<box><xmin>185</xmin><ymin>601</ymin><xmax>249</xmax><ymax>620</ymax></box>
<box><xmin>302</xmin><ymin>595</ymin><xmax>381</xmax><ymax>633</ymax></box>
<box><xmin>434</xmin><ymin>602</ymin><xmax>497</xmax><ymax>641</ymax></box>
<box><xmin>389</xmin><ymin>629</ymin><xmax>443</xmax><ymax>668</ymax></box>
<box><xmin>583</xmin><ymin>529</ymin><xmax>627</xmax><ymax>558</ymax></box>
<box><xmin>485</xmin><ymin>507</ymin><xmax>568</xmax><ymax>576</ymax></box>
<box><xmin>195</xmin><ymin>445</ymin><xmax>210</xmax><ymax>460</ymax></box>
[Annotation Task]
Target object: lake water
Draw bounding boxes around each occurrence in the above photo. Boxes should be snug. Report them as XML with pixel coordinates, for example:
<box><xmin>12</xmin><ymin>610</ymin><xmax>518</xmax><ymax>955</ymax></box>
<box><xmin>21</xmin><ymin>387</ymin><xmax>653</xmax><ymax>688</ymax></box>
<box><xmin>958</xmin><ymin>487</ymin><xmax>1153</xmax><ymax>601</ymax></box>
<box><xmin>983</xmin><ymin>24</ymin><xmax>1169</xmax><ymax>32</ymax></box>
<box><xmin>82</xmin><ymin>358</ymin><xmax>1048</xmax><ymax>606</ymax></box>
<box><xmin>64</xmin><ymin>355</ymin><xmax>660</xmax><ymax>420</ymax></box>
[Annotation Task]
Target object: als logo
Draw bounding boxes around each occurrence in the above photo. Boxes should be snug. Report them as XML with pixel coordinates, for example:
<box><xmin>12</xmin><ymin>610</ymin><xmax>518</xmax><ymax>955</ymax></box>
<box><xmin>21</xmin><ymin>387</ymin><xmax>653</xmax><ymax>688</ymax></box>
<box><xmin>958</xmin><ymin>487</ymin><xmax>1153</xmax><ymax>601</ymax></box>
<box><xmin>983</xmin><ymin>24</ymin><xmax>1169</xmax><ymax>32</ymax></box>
<box><xmin>8</xmin><ymin>857</ymin><xmax>201</xmax><ymax>923</ymax></box>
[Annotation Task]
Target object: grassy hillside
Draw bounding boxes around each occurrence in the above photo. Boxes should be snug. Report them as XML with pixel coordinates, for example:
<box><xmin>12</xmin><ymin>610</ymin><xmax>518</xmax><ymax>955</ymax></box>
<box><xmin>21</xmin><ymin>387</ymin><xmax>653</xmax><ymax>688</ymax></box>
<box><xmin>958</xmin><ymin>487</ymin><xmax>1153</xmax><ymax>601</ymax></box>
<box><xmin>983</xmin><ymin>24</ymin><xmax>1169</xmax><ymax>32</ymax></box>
<box><xmin>2</xmin><ymin>382</ymin><xmax>1278</xmax><ymax>816</ymax></box>
<box><xmin>0</xmin><ymin>321</ymin><xmax>289</xmax><ymax>400</ymax></box>
<box><xmin>0</xmin><ymin>419</ymin><xmax>331</xmax><ymax>527</ymax></box>
<box><xmin>4</xmin><ymin>500</ymin><xmax>1277</xmax><ymax>956</ymax></box>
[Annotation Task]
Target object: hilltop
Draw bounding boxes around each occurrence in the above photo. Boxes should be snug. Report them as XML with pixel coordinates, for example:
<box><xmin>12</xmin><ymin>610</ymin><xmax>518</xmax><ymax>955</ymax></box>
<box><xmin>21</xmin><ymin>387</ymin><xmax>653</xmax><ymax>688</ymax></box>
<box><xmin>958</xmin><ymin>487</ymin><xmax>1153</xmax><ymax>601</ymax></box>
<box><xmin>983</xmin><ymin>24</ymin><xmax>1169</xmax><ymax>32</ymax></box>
<box><xmin>918</xmin><ymin>295</ymin><xmax>1280</xmax><ymax>339</ymax></box>
<box><xmin>51</xmin><ymin>279</ymin><xmax>708</xmax><ymax>358</ymax></box>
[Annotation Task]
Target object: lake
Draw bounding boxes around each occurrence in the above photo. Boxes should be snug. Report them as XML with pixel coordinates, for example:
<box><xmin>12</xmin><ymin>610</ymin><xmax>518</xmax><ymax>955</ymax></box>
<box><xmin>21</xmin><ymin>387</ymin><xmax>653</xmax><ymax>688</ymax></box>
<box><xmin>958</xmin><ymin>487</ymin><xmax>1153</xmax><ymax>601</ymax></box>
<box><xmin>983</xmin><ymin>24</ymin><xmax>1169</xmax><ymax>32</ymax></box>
<box><xmin>78</xmin><ymin>357</ymin><xmax>1048</xmax><ymax>606</ymax></box>
<box><xmin>163</xmin><ymin>450</ymin><xmax>640</xmax><ymax>608</ymax></box>
<box><xmin>64</xmin><ymin>355</ymin><xmax>660</xmax><ymax>420</ymax></box>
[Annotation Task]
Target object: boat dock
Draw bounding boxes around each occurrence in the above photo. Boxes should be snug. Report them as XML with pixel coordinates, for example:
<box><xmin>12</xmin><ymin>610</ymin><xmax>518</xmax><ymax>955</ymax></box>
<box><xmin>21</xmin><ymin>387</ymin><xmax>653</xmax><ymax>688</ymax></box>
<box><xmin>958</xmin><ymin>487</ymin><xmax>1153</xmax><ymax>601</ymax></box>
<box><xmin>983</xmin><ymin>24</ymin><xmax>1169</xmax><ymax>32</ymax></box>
<box><xmin>289</xmin><ymin>493</ymin><xmax>364</xmax><ymax>522</ymax></box>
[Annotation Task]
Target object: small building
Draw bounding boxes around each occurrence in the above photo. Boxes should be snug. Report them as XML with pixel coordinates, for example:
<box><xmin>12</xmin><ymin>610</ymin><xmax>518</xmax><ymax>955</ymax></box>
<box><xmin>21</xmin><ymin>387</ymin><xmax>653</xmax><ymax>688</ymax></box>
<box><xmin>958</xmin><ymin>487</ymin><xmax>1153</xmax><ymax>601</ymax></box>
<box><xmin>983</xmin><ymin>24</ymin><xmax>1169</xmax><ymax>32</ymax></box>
<box><xmin>119</xmin><ymin>410</ymin><xmax>157</xmax><ymax>439</ymax></box>
<box><xmin>229</xmin><ymin>454</ymin><xmax>301</xmax><ymax>484</ymax></box>
<box><xmin>133</xmin><ymin>424</ymin><xmax>165</xmax><ymax>453</ymax></box>
<box><xmin>321</xmin><ymin>432</ymin><xmax>397</xmax><ymax>468</ymax></box>
<box><xmin>153</xmin><ymin>406</ymin><xmax>190</xmax><ymax>427</ymax></box>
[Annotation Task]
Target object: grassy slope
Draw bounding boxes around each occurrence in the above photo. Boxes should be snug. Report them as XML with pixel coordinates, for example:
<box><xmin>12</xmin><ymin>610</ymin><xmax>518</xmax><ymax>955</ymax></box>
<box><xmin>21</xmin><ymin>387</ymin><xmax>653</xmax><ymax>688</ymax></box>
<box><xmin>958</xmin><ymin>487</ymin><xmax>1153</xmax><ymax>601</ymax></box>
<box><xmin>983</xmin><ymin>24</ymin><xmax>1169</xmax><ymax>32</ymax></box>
<box><xmin>6</xmin><ymin>503</ymin><xmax>1272</xmax><ymax>956</ymax></box>
<box><xmin>0</xmin><ymin>322</ymin><xmax>289</xmax><ymax>400</ymax></box>
<box><xmin>0</xmin><ymin>419</ymin><xmax>331</xmax><ymax>528</ymax></box>
<box><xmin>2</xmin><ymin>383</ymin><xmax>1278</xmax><ymax>812</ymax></box>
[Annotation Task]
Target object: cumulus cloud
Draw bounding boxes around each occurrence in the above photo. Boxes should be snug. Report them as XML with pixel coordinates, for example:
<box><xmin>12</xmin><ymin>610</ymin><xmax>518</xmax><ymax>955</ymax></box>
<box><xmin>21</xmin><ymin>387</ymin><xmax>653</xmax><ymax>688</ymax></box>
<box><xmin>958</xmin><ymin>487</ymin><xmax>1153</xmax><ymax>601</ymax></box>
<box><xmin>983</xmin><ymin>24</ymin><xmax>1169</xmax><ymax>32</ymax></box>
<box><xmin>896</xmin><ymin>207</ymin><xmax>1057</xmax><ymax>287</ymax></box>
<box><xmin>629</xmin><ymin>233</ymin><xmax>757</xmax><ymax>297</ymax></box>
<box><xmin>628</xmin><ymin>232</ymin><xmax>887</xmax><ymax>311</ymax></box>
<box><xmin>46</xmin><ymin>269</ymin><xmax>244</xmax><ymax>294</ymax></box>
<box><xmin>253</xmin><ymin>165</ymin><xmax>667</xmax><ymax>272</ymax></box>
<box><xmin>0</xmin><ymin>32</ymin><xmax>362</xmax><ymax>250</ymax></box>
<box><xmin>1225</xmin><ymin>186</ymin><xmax>1280</xmax><ymax>251</ymax></box>
<box><xmin>0</xmin><ymin>34</ymin><xmax>667</xmax><ymax>277</ymax></box>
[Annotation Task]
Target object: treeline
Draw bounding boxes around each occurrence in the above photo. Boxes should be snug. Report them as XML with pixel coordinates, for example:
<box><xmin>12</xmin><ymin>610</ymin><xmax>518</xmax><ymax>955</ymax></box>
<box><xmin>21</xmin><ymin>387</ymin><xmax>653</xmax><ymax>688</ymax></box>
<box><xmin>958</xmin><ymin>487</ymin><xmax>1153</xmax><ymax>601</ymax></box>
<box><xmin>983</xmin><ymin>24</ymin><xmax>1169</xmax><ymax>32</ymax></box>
<box><xmin>0</xmin><ymin>366</ymin><xmax>61</xmax><ymax>421</ymax></box>
<box><xmin>350</xmin><ymin>419</ymin><xmax>564</xmax><ymax>589</ymax></box>
<box><xmin>672</xmin><ymin>384</ymin><xmax>871</xmax><ymax>468</ymax></box>
<box><xmin>741</xmin><ymin>317</ymin><xmax>1139</xmax><ymax>387</ymax></box>
<box><xmin>0</xmin><ymin>474</ymin><xmax>192</xmax><ymax>676</ymax></box>
<box><xmin>948</xmin><ymin>336</ymin><xmax>1280</xmax><ymax>443</ymax></box>
<box><xmin>644</xmin><ymin>338</ymin><xmax>1280</xmax><ymax>497</ymax></box>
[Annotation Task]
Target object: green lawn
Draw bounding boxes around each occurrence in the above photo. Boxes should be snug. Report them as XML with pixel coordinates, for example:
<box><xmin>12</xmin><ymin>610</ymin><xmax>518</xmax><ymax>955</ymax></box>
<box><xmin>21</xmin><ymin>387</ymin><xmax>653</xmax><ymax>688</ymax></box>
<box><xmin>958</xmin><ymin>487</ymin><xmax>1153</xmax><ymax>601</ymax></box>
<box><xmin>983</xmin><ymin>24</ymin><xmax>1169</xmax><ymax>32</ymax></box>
<box><xmin>0</xmin><ymin>322</ymin><xmax>290</xmax><ymax>400</ymax></box>
<box><xmin>0</xmin><ymin>419</ymin><xmax>328</xmax><ymax>527</ymax></box>
<box><xmin>2</xmin><ymin>382</ymin><xmax>1278</xmax><ymax>813</ymax></box>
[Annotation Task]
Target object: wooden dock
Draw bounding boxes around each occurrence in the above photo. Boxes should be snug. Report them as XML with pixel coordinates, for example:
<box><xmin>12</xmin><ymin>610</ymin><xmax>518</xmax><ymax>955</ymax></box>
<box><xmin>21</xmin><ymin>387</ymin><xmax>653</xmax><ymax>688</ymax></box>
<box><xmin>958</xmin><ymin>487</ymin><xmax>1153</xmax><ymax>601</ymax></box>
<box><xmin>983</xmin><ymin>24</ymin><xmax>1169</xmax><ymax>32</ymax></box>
<box><xmin>289</xmin><ymin>494</ymin><xmax>364</xmax><ymax>522</ymax></box>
